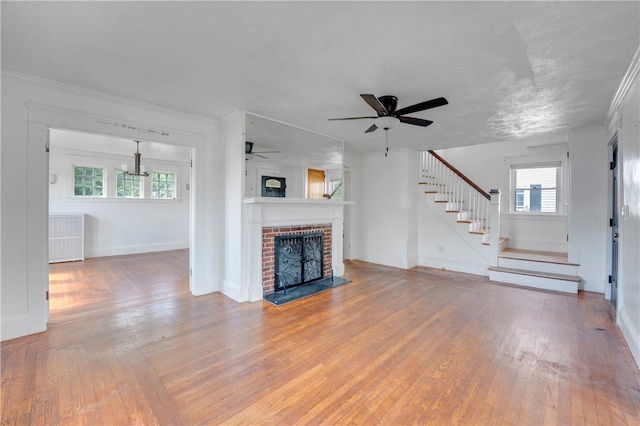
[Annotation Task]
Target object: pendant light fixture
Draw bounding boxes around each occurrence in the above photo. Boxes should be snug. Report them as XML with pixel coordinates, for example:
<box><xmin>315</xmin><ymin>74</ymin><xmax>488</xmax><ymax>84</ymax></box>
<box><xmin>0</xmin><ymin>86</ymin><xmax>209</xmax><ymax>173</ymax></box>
<box><xmin>121</xmin><ymin>140</ymin><xmax>149</xmax><ymax>177</ymax></box>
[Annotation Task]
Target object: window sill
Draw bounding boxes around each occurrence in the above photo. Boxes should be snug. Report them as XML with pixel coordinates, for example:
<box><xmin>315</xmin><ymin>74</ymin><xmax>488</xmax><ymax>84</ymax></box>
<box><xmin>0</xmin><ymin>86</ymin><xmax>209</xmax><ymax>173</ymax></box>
<box><xmin>503</xmin><ymin>213</ymin><xmax>566</xmax><ymax>221</ymax></box>
<box><xmin>65</xmin><ymin>196</ymin><xmax>182</xmax><ymax>203</ymax></box>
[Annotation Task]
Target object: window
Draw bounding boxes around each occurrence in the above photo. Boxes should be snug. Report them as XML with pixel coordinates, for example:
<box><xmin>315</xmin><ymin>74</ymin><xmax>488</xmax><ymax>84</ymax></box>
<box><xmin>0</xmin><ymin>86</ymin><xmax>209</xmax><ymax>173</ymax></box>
<box><xmin>329</xmin><ymin>180</ymin><xmax>343</xmax><ymax>200</ymax></box>
<box><xmin>116</xmin><ymin>170</ymin><xmax>142</xmax><ymax>198</ymax></box>
<box><xmin>512</xmin><ymin>163</ymin><xmax>560</xmax><ymax>213</ymax></box>
<box><xmin>73</xmin><ymin>166</ymin><xmax>104</xmax><ymax>196</ymax></box>
<box><xmin>151</xmin><ymin>172</ymin><xmax>176</xmax><ymax>199</ymax></box>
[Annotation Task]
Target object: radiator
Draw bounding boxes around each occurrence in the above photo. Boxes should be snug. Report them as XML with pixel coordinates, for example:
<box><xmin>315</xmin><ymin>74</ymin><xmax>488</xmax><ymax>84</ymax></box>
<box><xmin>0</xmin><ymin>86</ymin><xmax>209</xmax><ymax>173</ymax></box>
<box><xmin>49</xmin><ymin>214</ymin><xmax>85</xmax><ymax>263</ymax></box>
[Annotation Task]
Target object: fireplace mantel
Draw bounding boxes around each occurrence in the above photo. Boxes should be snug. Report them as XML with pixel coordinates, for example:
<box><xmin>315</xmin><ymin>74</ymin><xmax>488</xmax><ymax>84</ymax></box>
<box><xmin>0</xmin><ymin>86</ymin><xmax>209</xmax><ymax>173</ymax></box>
<box><xmin>240</xmin><ymin>197</ymin><xmax>352</xmax><ymax>302</ymax></box>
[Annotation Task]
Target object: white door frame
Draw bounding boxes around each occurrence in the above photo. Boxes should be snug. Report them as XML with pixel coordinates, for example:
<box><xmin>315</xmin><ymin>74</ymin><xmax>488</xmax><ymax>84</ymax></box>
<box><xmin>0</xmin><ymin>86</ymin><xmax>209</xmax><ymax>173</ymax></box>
<box><xmin>26</xmin><ymin>103</ymin><xmax>209</xmax><ymax>334</ymax></box>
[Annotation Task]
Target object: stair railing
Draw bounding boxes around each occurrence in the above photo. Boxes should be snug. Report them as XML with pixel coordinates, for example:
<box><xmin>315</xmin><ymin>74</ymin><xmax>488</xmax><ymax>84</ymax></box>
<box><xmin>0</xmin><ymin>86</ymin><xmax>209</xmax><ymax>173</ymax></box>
<box><xmin>419</xmin><ymin>150</ymin><xmax>491</xmax><ymax>236</ymax></box>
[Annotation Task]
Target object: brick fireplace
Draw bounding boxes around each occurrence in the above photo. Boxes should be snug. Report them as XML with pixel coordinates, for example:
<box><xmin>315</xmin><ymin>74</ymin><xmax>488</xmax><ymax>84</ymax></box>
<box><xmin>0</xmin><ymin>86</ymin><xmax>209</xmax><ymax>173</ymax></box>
<box><xmin>237</xmin><ymin>197</ymin><xmax>350</xmax><ymax>302</ymax></box>
<box><xmin>262</xmin><ymin>224</ymin><xmax>332</xmax><ymax>295</ymax></box>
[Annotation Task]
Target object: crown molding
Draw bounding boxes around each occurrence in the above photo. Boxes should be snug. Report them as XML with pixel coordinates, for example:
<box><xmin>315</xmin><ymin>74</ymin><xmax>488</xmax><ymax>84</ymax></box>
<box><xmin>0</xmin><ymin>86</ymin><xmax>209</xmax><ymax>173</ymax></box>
<box><xmin>607</xmin><ymin>45</ymin><xmax>640</xmax><ymax>125</ymax></box>
<box><xmin>1</xmin><ymin>69</ymin><xmax>218</xmax><ymax>125</ymax></box>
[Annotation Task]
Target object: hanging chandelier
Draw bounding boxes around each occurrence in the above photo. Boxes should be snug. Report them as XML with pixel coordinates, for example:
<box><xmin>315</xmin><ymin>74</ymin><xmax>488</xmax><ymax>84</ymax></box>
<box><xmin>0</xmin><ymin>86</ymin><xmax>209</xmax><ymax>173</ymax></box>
<box><xmin>121</xmin><ymin>140</ymin><xmax>149</xmax><ymax>177</ymax></box>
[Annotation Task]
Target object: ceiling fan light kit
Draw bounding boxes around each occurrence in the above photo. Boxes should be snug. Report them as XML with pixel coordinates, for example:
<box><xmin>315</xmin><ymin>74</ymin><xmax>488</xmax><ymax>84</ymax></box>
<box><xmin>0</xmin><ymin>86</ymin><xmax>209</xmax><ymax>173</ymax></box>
<box><xmin>376</xmin><ymin>116</ymin><xmax>400</xmax><ymax>130</ymax></box>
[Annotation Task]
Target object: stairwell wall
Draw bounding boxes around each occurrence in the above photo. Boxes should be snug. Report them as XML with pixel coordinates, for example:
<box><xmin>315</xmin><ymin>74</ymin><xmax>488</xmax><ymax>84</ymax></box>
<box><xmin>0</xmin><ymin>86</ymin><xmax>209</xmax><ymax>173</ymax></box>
<box><xmin>432</xmin><ymin>140</ymin><xmax>569</xmax><ymax>253</ymax></box>
<box><xmin>350</xmin><ymin>148</ymin><xmax>418</xmax><ymax>269</ymax></box>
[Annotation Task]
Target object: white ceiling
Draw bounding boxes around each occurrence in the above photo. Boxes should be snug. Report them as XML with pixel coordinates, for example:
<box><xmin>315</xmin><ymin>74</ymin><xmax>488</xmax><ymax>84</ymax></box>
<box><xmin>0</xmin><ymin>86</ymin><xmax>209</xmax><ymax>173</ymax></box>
<box><xmin>2</xmin><ymin>1</ymin><xmax>639</xmax><ymax>154</ymax></box>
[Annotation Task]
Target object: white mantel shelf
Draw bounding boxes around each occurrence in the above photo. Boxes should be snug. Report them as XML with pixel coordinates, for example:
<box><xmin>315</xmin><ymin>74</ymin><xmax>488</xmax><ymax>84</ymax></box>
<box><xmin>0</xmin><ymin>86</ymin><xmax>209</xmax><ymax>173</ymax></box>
<box><xmin>243</xmin><ymin>197</ymin><xmax>353</xmax><ymax>205</ymax></box>
<box><xmin>235</xmin><ymin>197</ymin><xmax>352</xmax><ymax>302</ymax></box>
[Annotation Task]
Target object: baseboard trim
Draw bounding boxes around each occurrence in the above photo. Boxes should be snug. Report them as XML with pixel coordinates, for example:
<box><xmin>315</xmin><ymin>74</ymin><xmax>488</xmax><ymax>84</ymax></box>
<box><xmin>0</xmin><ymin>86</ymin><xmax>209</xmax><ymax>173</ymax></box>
<box><xmin>1</xmin><ymin>316</ymin><xmax>45</xmax><ymax>342</ymax></box>
<box><xmin>86</xmin><ymin>242</ymin><xmax>189</xmax><ymax>258</ymax></box>
<box><xmin>619</xmin><ymin>306</ymin><xmax>640</xmax><ymax>369</ymax></box>
<box><xmin>419</xmin><ymin>256</ymin><xmax>489</xmax><ymax>276</ymax></box>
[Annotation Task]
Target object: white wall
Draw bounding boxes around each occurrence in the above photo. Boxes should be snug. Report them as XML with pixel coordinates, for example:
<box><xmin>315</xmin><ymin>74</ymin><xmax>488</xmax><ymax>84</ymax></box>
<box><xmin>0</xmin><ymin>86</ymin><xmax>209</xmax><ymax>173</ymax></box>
<box><xmin>48</xmin><ymin>147</ymin><xmax>191</xmax><ymax>258</ymax></box>
<box><xmin>567</xmin><ymin>127</ymin><xmax>608</xmax><ymax>293</ymax></box>
<box><xmin>222</xmin><ymin>111</ymin><xmax>246</xmax><ymax>302</ymax></box>
<box><xmin>1</xmin><ymin>72</ymin><xmax>221</xmax><ymax>341</ymax></box>
<box><xmin>350</xmin><ymin>148</ymin><xmax>418</xmax><ymax>269</ymax></box>
<box><xmin>616</xmin><ymin>71</ymin><xmax>640</xmax><ymax>368</ymax></box>
<box><xmin>244</xmin><ymin>160</ymin><xmax>304</xmax><ymax>198</ymax></box>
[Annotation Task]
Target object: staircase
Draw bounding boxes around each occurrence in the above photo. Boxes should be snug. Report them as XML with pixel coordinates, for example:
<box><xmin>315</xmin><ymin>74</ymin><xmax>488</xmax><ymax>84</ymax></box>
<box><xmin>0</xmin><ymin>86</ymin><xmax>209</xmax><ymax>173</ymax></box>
<box><xmin>489</xmin><ymin>248</ymin><xmax>580</xmax><ymax>294</ymax></box>
<box><xmin>420</xmin><ymin>150</ymin><xmax>580</xmax><ymax>294</ymax></box>
<box><xmin>420</xmin><ymin>150</ymin><xmax>497</xmax><ymax>245</ymax></box>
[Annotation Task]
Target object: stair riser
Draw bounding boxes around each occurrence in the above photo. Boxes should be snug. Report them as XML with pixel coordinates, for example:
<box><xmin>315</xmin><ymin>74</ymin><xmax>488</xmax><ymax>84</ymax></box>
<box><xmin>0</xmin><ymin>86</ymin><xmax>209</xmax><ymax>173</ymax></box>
<box><xmin>489</xmin><ymin>270</ymin><xmax>578</xmax><ymax>294</ymax></box>
<box><xmin>446</xmin><ymin>202</ymin><xmax>464</xmax><ymax>211</ymax></box>
<box><xmin>498</xmin><ymin>257</ymin><xmax>578</xmax><ymax>276</ymax></box>
<box><xmin>468</xmin><ymin>221</ymin><xmax>486</xmax><ymax>232</ymax></box>
<box><xmin>458</xmin><ymin>211</ymin><xmax>471</xmax><ymax>221</ymax></box>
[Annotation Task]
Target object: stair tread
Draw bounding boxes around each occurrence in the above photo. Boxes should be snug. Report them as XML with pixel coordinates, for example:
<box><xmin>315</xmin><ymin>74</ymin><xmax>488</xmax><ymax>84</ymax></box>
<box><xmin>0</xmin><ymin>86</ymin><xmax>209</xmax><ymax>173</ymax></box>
<box><xmin>499</xmin><ymin>248</ymin><xmax>579</xmax><ymax>266</ymax></box>
<box><xmin>482</xmin><ymin>237</ymin><xmax>509</xmax><ymax>246</ymax></box>
<box><xmin>469</xmin><ymin>228</ymin><xmax>489</xmax><ymax>234</ymax></box>
<box><xmin>488</xmin><ymin>266</ymin><xmax>581</xmax><ymax>282</ymax></box>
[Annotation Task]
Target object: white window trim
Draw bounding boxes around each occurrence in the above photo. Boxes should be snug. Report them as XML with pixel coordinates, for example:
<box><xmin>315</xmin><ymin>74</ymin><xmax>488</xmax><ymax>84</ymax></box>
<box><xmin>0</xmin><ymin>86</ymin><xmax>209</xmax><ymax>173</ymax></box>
<box><xmin>63</xmin><ymin>151</ymin><xmax>186</xmax><ymax>202</ymax></box>
<box><xmin>150</xmin><ymin>170</ymin><xmax>179</xmax><ymax>200</ymax></box>
<box><xmin>504</xmin><ymin>152</ymin><xmax>569</xmax><ymax>217</ymax></box>
<box><xmin>115</xmin><ymin>169</ymin><xmax>144</xmax><ymax>199</ymax></box>
<box><xmin>71</xmin><ymin>164</ymin><xmax>107</xmax><ymax>198</ymax></box>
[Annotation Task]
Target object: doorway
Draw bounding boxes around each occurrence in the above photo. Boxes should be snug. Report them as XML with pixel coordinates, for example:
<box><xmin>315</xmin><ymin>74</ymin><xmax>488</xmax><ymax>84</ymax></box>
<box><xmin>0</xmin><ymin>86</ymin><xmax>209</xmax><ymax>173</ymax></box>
<box><xmin>609</xmin><ymin>136</ymin><xmax>619</xmax><ymax>307</ymax></box>
<box><xmin>47</xmin><ymin>129</ymin><xmax>193</xmax><ymax>315</ymax></box>
<box><xmin>307</xmin><ymin>168</ymin><xmax>326</xmax><ymax>199</ymax></box>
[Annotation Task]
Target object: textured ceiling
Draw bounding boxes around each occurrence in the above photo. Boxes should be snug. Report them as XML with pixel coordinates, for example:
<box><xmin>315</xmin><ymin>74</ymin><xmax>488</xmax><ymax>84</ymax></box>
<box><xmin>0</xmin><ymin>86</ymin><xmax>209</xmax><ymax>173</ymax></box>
<box><xmin>2</xmin><ymin>1</ymin><xmax>639</xmax><ymax>154</ymax></box>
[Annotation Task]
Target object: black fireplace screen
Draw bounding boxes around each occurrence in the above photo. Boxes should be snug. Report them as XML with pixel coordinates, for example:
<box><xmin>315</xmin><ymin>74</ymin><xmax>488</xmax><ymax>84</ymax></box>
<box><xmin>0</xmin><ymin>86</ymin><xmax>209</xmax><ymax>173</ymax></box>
<box><xmin>274</xmin><ymin>233</ymin><xmax>324</xmax><ymax>291</ymax></box>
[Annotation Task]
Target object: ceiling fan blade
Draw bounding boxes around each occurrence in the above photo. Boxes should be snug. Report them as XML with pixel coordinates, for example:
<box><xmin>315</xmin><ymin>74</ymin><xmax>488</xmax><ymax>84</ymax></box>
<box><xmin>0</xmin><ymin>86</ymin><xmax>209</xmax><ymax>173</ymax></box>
<box><xmin>253</xmin><ymin>153</ymin><xmax>269</xmax><ymax>159</ymax></box>
<box><xmin>365</xmin><ymin>123</ymin><xmax>378</xmax><ymax>133</ymax></box>
<box><xmin>254</xmin><ymin>150</ymin><xmax>280</xmax><ymax>154</ymax></box>
<box><xmin>394</xmin><ymin>97</ymin><xmax>448</xmax><ymax>116</ymax></box>
<box><xmin>328</xmin><ymin>116</ymin><xmax>378</xmax><ymax>121</ymax></box>
<box><xmin>399</xmin><ymin>116</ymin><xmax>434</xmax><ymax>127</ymax></box>
<box><xmin>360</xmin><ymin>94</ymin><xmax>388</xmax><ymax>115</ymax></box>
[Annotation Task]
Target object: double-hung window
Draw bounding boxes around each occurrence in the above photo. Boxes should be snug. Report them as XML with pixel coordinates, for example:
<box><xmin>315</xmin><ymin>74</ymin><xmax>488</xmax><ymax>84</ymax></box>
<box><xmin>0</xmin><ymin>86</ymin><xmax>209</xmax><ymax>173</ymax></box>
<box><xmin>116</xmin><ymin>170</ymin><xmax>142</xmax><ymax>198</ymax></box>
<box><xmin>73</xmin><ymin>166</ymin><xmax>104</xmax><ymax>197</ymax></box>
<box><xmin>511</xmin><ymin>162</ymin><xmax>560</xmax><ymax>213</ymax></box>
<box><xmin>151</xmin><ymin>172</ymin><xmax>176</xmax><ymax>199</ymax></box>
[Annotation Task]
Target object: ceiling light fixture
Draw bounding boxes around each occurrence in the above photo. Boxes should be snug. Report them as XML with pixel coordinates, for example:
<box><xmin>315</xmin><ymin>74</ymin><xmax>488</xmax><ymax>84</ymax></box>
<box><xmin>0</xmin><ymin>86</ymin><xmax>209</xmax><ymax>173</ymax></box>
<box><xmin>377</xmin><ymin>116</ymin><xmax>400</xmax><ymax>130</ymax></box>
<box><xmin>121</xmin><ymin>140</ymin><xmax>149</xmax><ymax>177</ymax></box>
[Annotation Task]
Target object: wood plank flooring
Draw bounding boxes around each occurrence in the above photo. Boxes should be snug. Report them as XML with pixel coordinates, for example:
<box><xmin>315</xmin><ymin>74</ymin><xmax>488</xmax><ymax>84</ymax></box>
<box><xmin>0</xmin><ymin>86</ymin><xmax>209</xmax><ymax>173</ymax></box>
<box><xmin>2</xmin><ymin>250</ymin><xmax>640</xmax><ymax>425</ymax></box>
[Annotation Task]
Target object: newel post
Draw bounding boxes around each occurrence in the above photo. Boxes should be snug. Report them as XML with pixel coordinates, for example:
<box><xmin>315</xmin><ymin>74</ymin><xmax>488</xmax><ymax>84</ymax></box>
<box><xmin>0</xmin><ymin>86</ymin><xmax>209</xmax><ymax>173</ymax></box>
<box><xmin>489</xmin><ymin>189</ymin><xmax>501</xmax><ymax>267</ymax></box>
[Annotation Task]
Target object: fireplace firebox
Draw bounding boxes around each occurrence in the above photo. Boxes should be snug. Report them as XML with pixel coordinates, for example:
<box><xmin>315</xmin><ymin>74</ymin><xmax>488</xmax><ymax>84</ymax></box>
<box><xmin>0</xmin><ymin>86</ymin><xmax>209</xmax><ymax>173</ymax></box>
<box><xmin>274</xmin><ymin>233</ymin><xmax>324</xmax><ymax>291</ymax></box>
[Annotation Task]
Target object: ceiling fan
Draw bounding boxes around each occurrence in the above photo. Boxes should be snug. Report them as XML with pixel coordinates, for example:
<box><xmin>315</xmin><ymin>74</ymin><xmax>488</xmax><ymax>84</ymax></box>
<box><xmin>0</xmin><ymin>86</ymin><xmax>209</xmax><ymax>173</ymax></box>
<box><xmin>245</xmin><ymin>141</ymin><xmax>280</xmax><ymax>159</ymax></box>
<box><xmin>329</xmin><ymin>94</ymin><xmax>448</xmax><ymax>133</ymax></box>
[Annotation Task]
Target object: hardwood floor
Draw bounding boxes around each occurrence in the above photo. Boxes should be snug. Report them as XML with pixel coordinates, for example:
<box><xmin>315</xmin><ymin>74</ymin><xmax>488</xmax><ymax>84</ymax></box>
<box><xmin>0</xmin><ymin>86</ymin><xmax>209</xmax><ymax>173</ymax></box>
<box><xmin>2</xmin><ymin>250</ymin><xmax>639</xmax><ymax>425</ymax></box>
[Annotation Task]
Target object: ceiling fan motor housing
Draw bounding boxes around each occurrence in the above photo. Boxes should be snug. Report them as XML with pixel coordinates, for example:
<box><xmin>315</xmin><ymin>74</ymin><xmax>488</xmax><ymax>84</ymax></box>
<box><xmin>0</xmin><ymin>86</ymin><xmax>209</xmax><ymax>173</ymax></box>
<box><xmin>377</xmin><ymin>95</ymin><xmax>398</xmax><ymax>115</ymax></box>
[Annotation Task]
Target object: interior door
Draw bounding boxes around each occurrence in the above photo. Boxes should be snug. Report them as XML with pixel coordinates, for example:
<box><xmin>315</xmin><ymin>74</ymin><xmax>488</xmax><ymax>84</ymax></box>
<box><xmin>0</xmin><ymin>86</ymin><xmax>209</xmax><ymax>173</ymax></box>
<box><xmin>610</xmin><ymin>141</ymin><xmax>619</xmax><ymax>307</ymax></box>
<box><xmin>307</xmin><ymin>169</ymin><xmax>325</xmax><ymax>199</ymax></box>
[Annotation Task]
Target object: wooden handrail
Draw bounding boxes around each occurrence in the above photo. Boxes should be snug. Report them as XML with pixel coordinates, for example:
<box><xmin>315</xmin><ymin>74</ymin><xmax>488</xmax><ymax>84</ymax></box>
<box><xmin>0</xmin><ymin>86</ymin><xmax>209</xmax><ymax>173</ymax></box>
<box><xmin>428</xmin><ymin>150</ymin><xmax>491</xmax><ymax>200</ymax></box>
